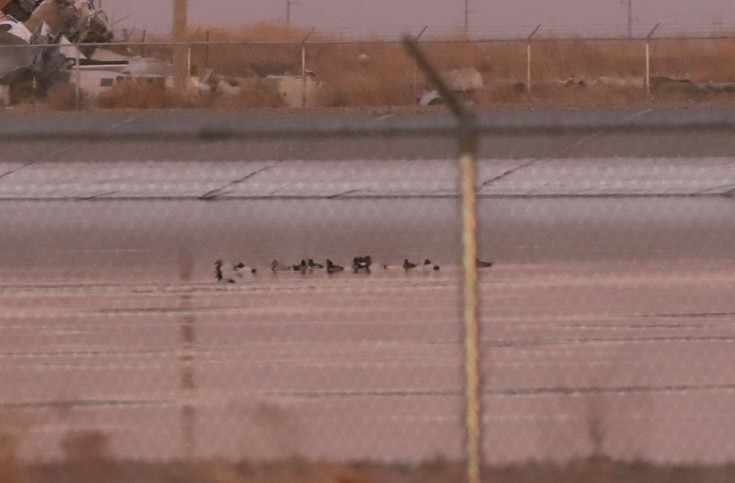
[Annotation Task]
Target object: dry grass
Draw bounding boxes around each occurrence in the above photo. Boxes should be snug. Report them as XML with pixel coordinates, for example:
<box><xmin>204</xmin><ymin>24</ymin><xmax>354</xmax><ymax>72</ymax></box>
<box><xmin>651</xmin><ymin>38</ymin><xmax>735</xmax><ymax>81</ymax></box>
<box><xmin>94</xmin><ymin>77</ymin><xmax>284</xmax><ymax>110</ymax></box>
<box><xmin>312</xmin><ymin>42</ymin><xmax>413</xmax><ymax>106</ymax></box>
<box><xmin>187</xmin><ymin>23</ymin><xmax>325</xmax><ymax>78</ymax></box>
<box><xmin>528</xmin><ymin>39</ymin><xmax>644</xmax><ymax>81</ymax></box>
<box><xmin>0</xmin><ymin>413</ymin><xmax>32</xmax><ymax>483</ymax></box>
<box><xmin>183</xmin><ymin>26</ymin><xmax>735</xmax><ymax>108</ymax></box>
<box><xmin>2</xmin><ymin>413</ymin><xmax>735</xmax><ymax>482</ymax></box>
<box><xmin>42</xmin><ymin>84</ymin><xmax>79</xmax><ymax>111</ymax></box>
<box><xmin>34</xmin><ymin>23</ymin><xmax>735</xmax><ymax>109</ymax></box>
<box><xmin>96</xmin><ymin>79</ymin><xmax>195</xmax><ymax>109</ymax></box>
<box><xmin>0</xmin><ymin>416</ymin><xmax>732</xmax><ymax>482</ymax></box>
<box><xmin>5</xmin><ymin>456</ymin><xmax>735</xmax><ymax>482</ymax></box>
<box><xmin>208</xmin><ymin>78</ymin><xmax>285</xmax><ymax>109</ymax></box>
<box><xmin>2</xmin><ymin>406</ymin><xmax>735</xmax><ymax>482</ymax></box>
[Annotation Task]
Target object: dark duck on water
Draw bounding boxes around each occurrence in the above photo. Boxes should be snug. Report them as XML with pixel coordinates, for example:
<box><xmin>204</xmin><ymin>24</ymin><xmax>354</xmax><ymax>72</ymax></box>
<box><xmin>295</xmin><ymin>259</ymin><xmax>308</xmax><ymax>274</ymax></box>
<box><xmin>423</xmin><ymin>259</ymin><xmax>440</xmax><ymax>271</ymax></box>
<box><xmin>326</xmin><ymin>259</ymin><xmax>344</xmax><ymax>274</ymax></box>
<box><xmin>352</xmin><ymin>255</ymin><xmax>372</xmax><ymax>273</ymax></box>
<box><xmin>214</xmin><ymin>260</ymin><xmax>235</xmax><ymax>283</ymax></box>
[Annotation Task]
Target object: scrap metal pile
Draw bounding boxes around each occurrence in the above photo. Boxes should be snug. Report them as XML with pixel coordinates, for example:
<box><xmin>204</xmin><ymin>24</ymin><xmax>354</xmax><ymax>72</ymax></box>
<box><xmin>0</xmin><ymin>0</ymin><xmax>111</xmax><ymax>104</ymax></box>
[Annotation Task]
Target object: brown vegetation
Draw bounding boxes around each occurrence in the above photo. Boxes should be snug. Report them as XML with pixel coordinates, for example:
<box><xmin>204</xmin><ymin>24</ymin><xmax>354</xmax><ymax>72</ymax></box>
<box><xmin>3</xmin><ymin>410</ymin><xmax>731</xmax><ymax>482</ymax></box>
<box><xmin>36</xmin><ymin>22</ymin><xmax>735</xmax><ymax>110</ymax></box>
<box><xmin>94</xmin><ymin>77</ymin><xmax>282</xmax><ymax>109</ymax></box>
<box><xmin>96</xmin><ymin>79</ymin><xmax>196</xmax><ymax>109</ymax></box>
<box><xmin>165</xmin><ymin>23</ymin><xmax>735</xmax><ymax>109</ymax></box>
<box><xmin>42</xmin><ymin>84</ymin><xmax>79</xmax><ymax>111</ymax></box>
<box><xmin>207</xmin><ymin>78</ymin><xmax>285</xmax><ymax>109</ymax></box>
<box><xmin>0</xmin><ymin>419</ymin><xmax>732</xmax><ymax>482</ymax></box>
<box><xmin>0</xmin><ymin>414</ymin><xmax>31</xmax><ymax>483</ymax></box>
<box><xmin>2</xmin><ymin>407</ymin><xmax>734</xmax><ymax>482</ymax></box>
<box><xmin>3</xmin><ymin>456</ymin><xmax>735</xmax><ymax>482</ymax></box>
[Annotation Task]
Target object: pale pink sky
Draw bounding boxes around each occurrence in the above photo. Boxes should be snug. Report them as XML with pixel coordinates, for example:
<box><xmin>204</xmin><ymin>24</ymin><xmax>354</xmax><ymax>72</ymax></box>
<box><xmin>103</xmin><ymin>0</ymin><xmax>735</xmax><ymax>38</ymax></box>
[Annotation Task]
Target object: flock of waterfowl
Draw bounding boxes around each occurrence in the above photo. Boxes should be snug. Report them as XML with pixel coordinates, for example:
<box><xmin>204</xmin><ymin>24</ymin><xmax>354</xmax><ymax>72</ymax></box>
<box><xmin>214</xmin><ymin>256</ymin><xmax>493</xmax><ymax>283</ymax></box>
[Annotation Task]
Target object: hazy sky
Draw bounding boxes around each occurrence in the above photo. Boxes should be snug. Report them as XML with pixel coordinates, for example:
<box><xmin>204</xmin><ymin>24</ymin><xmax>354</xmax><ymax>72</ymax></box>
<box><xmin>102</xmin><ymin>1</ymin><xmax>735</xmax><ymax>38</ymax></box>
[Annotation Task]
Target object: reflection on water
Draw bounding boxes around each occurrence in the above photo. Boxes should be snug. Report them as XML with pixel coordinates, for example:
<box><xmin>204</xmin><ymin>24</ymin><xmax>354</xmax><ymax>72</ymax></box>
<box><xmin>177</xmin><ymin>247</ymin><xmax>197</xmax><ymax>458</ymax></box>
<box><xmin>0</xmin><ymin>197</ymin><xmax>734</xmax><ymax>282</ymax></box>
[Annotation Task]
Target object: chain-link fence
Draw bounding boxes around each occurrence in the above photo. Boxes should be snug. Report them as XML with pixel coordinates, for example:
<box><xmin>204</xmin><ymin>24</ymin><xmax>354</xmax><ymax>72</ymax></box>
<box><xmin>3</xmin><ymin>33</ymin><xmax>735</xmax><ymax>109</ymax></box>
<box><xmin>2</xmin><ymin>39</ymin><xmax>735</xmax><ymax>483</ymax></box>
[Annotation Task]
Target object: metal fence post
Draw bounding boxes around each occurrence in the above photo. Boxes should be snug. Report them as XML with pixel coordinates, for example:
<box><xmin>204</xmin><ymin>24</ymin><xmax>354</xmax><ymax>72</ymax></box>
<box><xmin>646</xmin><ymin>24</ymin><xmax>660</xmax><ymax>96</ymax></box>
<box><xmin>173</xmin><ymin>0</ymin><xmax>188</xmax><ymax>91</ymax></box>
<box><xmin>205</xmin><ymin>30</ymin><xmax>210</xmax><ymax>68</ymax></box>
<box><xmin>412</xmin><ymin>26</ymin><xmax>428</xmax><ymax>103</ymax></box>
<box><xmin>403</xmin><ymin>36</ymin><xmax>482</xmax><ymax>483</ymax></box>
<box><xmin>301</xmin><ymin>28</ymin><xmax>315</xmax><ymax>108</ymax></box>
<box><xmin>527</xmin><ymin>25</ymin><xmax>541</xmax><ymax>95</ymax></box>
<box><xmin>459</xmin><ymin>120</ymin><xmax>481</xmax><ymax>483</ymax></box>
<box><xmin>75</xmin><ymin>47</ymin><xmax>81</xmax><ymax>110</ymax></box>
<box><xmin>187</xmin><ymin>42</ymin><xmax>192</xmax><ymax>91</ymax></box>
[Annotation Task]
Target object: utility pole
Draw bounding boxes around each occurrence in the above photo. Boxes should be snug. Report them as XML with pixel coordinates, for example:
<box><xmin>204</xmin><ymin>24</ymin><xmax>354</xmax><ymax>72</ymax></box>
<box><xmin>464</xmin><ymin>0</ymin><xmax>470</xmax><ymax>35</ymax></box>
<box><xmin>286</xmin><ymin>0</ymin><xmax>297</xmax><ymax>26</ymax></box>
<box><xmin>173</xmin><ymin>0</ymin><xmax>188</xmax><ymax>91</ymax></box>
<box><xmin>627</xmin><ymin>0</ymin><xmax>633</xmax><ymax>38</ymax></box>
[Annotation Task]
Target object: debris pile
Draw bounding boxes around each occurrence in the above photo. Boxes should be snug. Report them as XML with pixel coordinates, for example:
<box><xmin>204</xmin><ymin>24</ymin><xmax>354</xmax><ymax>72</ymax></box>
<box><xmin>0</xmin><ymin>0</ymin><xmax>112</xmax><ymax>105</ymax></box>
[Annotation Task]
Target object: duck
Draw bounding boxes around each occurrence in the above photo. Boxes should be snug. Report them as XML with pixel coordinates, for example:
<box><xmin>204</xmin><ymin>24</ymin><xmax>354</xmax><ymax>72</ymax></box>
<box><xmin>308</xmin><ymin>259</ymin><xmax>324</xmax><ymax>269</ymax></box>
<box><xmin>476</xmin><ymin>257</ymin><xmax>493</xmax><ymax>268</ymax></box>
<box><xmin>214</xmin><ymin>260</ymin><xmax>236</xmax><ymax>283</ymax></box>
<box><xmin>326</xmin><ymin>259</ymin><xmax>344</xmax><ymax>274</ymax></box>
<box><xmin>352</xmin><ymin>255</ymin><xmax>372</xmax><ymax>273</ymax></box>
<box><xmin>295</xmin><ymin>259</ymin><xmax>308</xmax><ymax>274</ymax></box>
<box><xmin>233</xmin><ymin>262</ymin><xmax>257</xmax><ymax>275</ymax></box>
<box><xmin>402</xmin><ymin>259</ymin><xmax>417</xmax><ymax>270</ymax></box>
<box><xmin>423</xmin><ymin>259</ymin><xmax>440</xmax><ymax>271</ymax></box>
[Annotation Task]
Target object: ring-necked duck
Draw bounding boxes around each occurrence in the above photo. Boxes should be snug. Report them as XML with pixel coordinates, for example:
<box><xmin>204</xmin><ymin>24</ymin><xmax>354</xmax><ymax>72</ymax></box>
<box><xmin>326</xmin><ymin>259</ymin><xmax>344</xmax><ymax>274</ymax></box>
<box><xmin>352</xmin><ymin>256</ymin><xmax>372</xmax><ymax>273</ymax></box>
<box><xmin>423</xmin><ymin>259</ymin><xmax>440</xmax><ymax>271</ymax></box>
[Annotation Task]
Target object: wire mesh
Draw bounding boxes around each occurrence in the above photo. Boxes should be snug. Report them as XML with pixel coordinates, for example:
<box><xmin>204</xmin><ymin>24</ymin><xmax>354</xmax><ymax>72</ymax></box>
<box><xmin>2</xmin><ymin>34</ymin><xmax>735</xmax><ymax>483</ymax></box>
<box><xmin>5</xmin><ymin>33</ymin><xmax>735</xmax><ymax>110</ymax></box>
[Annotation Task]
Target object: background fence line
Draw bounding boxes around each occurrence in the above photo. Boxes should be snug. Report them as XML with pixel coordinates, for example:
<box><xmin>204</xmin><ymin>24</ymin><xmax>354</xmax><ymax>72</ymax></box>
<box><xmin>3</xmin><ymin>31</ymin><xmax>733</xmax><ymax>110</ymax></box>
